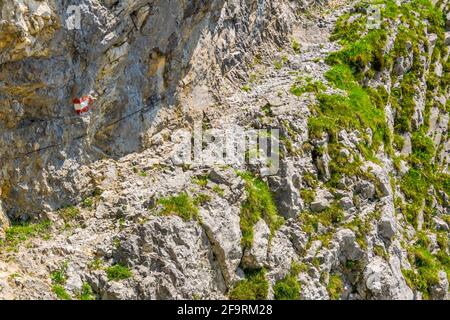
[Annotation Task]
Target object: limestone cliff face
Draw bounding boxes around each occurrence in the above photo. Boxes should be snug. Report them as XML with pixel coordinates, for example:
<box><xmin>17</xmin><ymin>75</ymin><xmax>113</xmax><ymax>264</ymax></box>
<box><xmin>0</xmin><ymin>0</ymin><xmax>449</xmax><ymax>301</ymax></box>
<box><xmin>0</xmin><ymin>0</ymin><xmax>296</xmax><ymax>217</ymax></box>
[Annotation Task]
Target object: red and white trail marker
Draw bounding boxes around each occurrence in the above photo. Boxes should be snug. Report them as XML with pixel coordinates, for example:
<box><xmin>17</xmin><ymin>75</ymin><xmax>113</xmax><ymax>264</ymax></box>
<box><xmin>72</xmin><ymin>96</ymin><xmax>93</xmax><ymax>115</ymax></box>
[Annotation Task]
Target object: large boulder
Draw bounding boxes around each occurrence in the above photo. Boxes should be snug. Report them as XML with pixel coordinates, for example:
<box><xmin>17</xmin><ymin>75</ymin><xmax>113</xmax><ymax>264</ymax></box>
<box><xmin>268</xmin><ymin>161</ymin><xmax>303</xmax><ymax>219</ymax></box>
<box><xmin>199</xmin><ymin>197</ymin><xmax>243</xmax><ymax>286</ymax></box>
<box><xmin>310</xmin><ymin>189</ymin><xmax>333</xmax><ymax>212</ymax></box>
<box><xmin>242</xmin><ymin>220</ymin><xmax>270</xmax><ymax>268</ymax></box>
<box><xmin>363</xmin><ymin>257</ymin><xmax>414</xmax><ymax>300</ymax></box>
<box><xmin>113</xmin><ymin>216</ymin><xmax>226</xmax><ymax>299</ymax></box>
<box><xmin>335</xmin><ymin>229</ymin><xmax>364</xmax><ymax>262</ymax></box>
<box><xmin>430</xmin><ymin>271</ymin><xmax>449</xmax><ymax>300</ymax></box>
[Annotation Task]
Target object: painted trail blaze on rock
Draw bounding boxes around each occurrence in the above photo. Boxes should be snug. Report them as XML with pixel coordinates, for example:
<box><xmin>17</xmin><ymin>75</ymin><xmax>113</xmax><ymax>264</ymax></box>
<box><xmin>72</xmin><ymin>96</ymin><xmax>93</xmax><ymax>115</ymax></box>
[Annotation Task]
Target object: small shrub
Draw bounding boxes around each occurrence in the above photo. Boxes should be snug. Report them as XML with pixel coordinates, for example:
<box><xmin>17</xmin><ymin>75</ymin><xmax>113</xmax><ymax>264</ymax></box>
<box><xmin>213</xmin><ymin>185</ymin><xmax>225</xmax><ymax>197</ymax></box>
<box><xmin>106</xmin><ymin>264</ymin><xmax>133</xmax><ymax>281</ymax></box>
<box><xmin>300</xmin><ymin>189</ymin><xmax>315</xmax><ymax>205</ymax></box>
<box><xmin>273</xmin><ymin>263</ymin><xmax>301</xmax><ymax>300</ymax></box>
<box><xmin>59</xmin><ymin>206</ymin><xmax>80</xmax><ymax>222</ymax></box>
<box><xmin>52</xmin><ymin>284</ymin><xmax>71</xmax><ymax>300</ymax></box>
<box><xmin>82</xmin><ymin>197</ymin><xmax>94</xmax><ymax>209</ymax></box>
<box><xmin>158</xmin><ymin>193</ymin><xmax>199</xmax><ymax>221</ymax></box>
<box><xmin>77</xmin><ymin>282</ymin><xmax>95</xmax><ymax>300</ymax></box>
<box><xmin>51</xmin><ymin>262</ymin><xmax>68</xmax><ymax>285</ymax></box>
<box><xmin>3</xmin><ymin>220</ymin><xmax>52</xmax><ymax>251</ymax></box>
<box><xmin>229</xmin><ymin>269</ymin><xmax>268</xmax><ymax>300</ymax></box>
<box><xmin>238</xmin><ymin>172</ymin><xmax>284</xmax><ymax>248</ymax></box>
<box><xmin>327</xmin><ymin>274</ymin><xmax>344</xmax><ymax>300</ymax></box>
<box><xmin>194</xmin><ymin>194</ymin><xmax>211</xmax><ymax>206</ymax></box>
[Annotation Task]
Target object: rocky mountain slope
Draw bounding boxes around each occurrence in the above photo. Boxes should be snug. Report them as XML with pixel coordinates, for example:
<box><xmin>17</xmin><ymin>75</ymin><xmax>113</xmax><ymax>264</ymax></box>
<box><xmin>0</xmin><ymin>0</ymin><xmax>449</xmax><ymax>300</ymax></box>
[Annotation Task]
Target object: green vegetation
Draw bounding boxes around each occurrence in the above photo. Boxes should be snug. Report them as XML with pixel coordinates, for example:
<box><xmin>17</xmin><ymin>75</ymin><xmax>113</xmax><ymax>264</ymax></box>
<box><xmin>88</xmin><ymin>257</ymin><xmax>104</xmax><ymax>270</ymax></box>
<box><xmin>158</xmin><ymin>193</ymin><xmax>199</xmax><ymax>222</ymax></box>
<box><xmin>229</xmin><ymin>269</ymin><xmax>269</xmax><ymax>300</ymax></box>
<box><xmin>1</xmin><ymin>220</ymin><xmax>51</xmax><ymax>251</ymax></box>
<box><xmin>238</xmin><ymin>172</ymin><xmax>284</xmax><ymax>248</ymax></box>
<box><xmin>51</xmin><ymin>262</ymin><xmax>68</xmax><ymax>285</ymax></box>
<box><xmin>327</xmin><ymin>274</ymin><xmax>344</xmax><ymax>300</ymax></box>
<box><xmin>51</xmin><ymin>262</ymin><xmax>71</xmax><ymax>300</ymax></box>
<box><xmin>81</xmin><ymin>197</ymin><xmax>94</xmax><ymax>209</ymax></box>
<box><xmin>292</xmin><ymin>40</ymin><xmax>301</xmax><ymax>54</ymax></box>
<box><xmin>298</xmin><ymin>202</ymin><xmax>346</xmax><ymax>248</ymax></box>
<box><xmin>403</xmin><ymin>231</ymin><xmax>449</xmax><ymax>299</ymax></box>
<box><xmin>290</xmin><ymin>77</ymin><xmax>326</xmax><ymax>96</ymax></box>
<box><xmin>139</xmin><ymin>170</ymin><xmax>148</xmax><ymax>177</ymax></box>
<box><xmin>308</xmin><ymin>0</ymin><xmax>449</xmax><ymax>239</ymax></box>
<box><xmin>309</xmin><ymin>64</ymin><xmax>388</xmax><ymax>149</ymax></box>
<box><xmin>213</xmin><ymin>185</ymin><xmax>225</xmax><ymax>197</ymax></box>
<box><xmin>52</xmin><ymin>285</ymin><xmax>71</xmax><ymax>300</ymax></box>
<box><xmin>273</xmin><ymin>263</ymin><xmax>302</xmax><ymax>300</ymax></box>
<box><xmin>59</xmin><ymin>206</ymin><xmax>80</xmax><ymax>222</ymax></box>
<box><xmin>77</xmin><ymin>282</ymin><xmax>95</xmax><ymax>300</ymax></box>
<box><xmin>106</xmin><ymin>264</ymin><xmax>133</xmax><ymax>281</ymax></box>
<box><xmin>193</xmin><ymin>193</ymin><xmax>211</xmax><ymax>206</ymax></box>
<box><xmin>373</xmin><ymin>245</ymin><xmax>389</xmax><ymax>260</ymax></box>
<box><xmin>274</xmin><ymin>56</ymin><xmax>288</xmax><ymax>70</ymax></box>
<box><xmin>242</xmin><ymin>84</ymin><xmax>252</xmax><ymax>92</ymax></box>
<box><xmin>300</xmin><ymin>189</ymin><xmax>315</xmax><ymax>205</ymax></box>
<box><xmin>344</xmin><ymin>215</ymin><xmax>374</xmax><ymax>250</ymax></box>
<box><xmin>193</xmin><ymin>175</ymin><xmax>209</xmax><ymax>188</ymax></box>
<box><xmin>293</xmin><ymin>0</ymin><xmax>450</xmax><ymax>298</ymax></box>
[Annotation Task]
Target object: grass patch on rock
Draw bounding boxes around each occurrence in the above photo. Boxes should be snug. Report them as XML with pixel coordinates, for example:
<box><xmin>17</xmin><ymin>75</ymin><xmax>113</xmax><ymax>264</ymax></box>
<box><xmin>238</xmin><ymin>172</ymin><xmax>284</xmax><ymax>248</ymax></box>
<box><xmin>229</xmin><ymin>268</ymin><xmax>269</xmax><ymax>300</ymax></box>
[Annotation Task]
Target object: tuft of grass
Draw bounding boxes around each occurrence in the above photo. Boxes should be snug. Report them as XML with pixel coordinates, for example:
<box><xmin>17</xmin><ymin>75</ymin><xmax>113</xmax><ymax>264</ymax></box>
<box><xmin>403</xmin><ymin>244</ymin><xmax>447</xmax><ymax>299</ymax></box>
<box><xmin>238</xmin><ymin>172</ymin><xmax>284</xmax><ymax>248</ymax></box>
<box><xmin>292</xmin><ymin>40</ymin><xmax>301</xmax><ymax>54</ymax></box>
<box><xmin>106</xmin><ymin>264</ymin><xmax>133</xmax><ymax>281</ymax></box>
<box><xmin>158</xmin><ymin>193</ymin><xmax>199</xmax><ymax>222</ymax></box>
<box><xmin>1</xmin><ymin>220</ymin><xmax>52</xmax><ymax>251</ymax></box>
<box><xmin>290</xmin><ymin>77</ymin><xmax>326</xmax><ymax>96</ymax></box>
<box><xmin>51</xmin><ymin>262</ymin><xmax>68</xmax><ymax>285</ymax></box>
<box><xmin>213</xmin><ymin>185</ymin><xmax>225</xmax><ymax>197</ymax></box>
<box><xmin>300</xmin><ymin>189</ymin><xmax>315</xmax><ymax>205</ymax></box>
<box><xmin>193</xmin><ymin>175</ymin><xmax>209</xmax><ymax>188</ymax></box>
<box><xmin>194</xmin><ymin>194</ymin><xmax>211</xmax><ymax>206</ymax></box>
<box><xmin>327</xmin><ymin>29</ymin><xmax>388</xmax><ymax>77</ymax></box>
<box><xmin>81</xmin><ymin>197</ymin><xmax>94</xmax><ymax>209</ymax></box>
<box><xmin>273</xmin><ymin>263</ymin><xmax>302</xmax><ymax>300</ymax></box>
<box><xmin>327</xmin><ymin>274</ymin><xmax>344</xmax><ymax>300</ymax></box>
<box><xmin>50</xmin><ymin>262</ymin><xmax>71</xmax><ymax>300</ymax></box>
<box><xmin>59</xmin><ymin>206</ymin><xmax>80</xmax><ymax>222</ymax></box>
<box><xmin>273</xmin><ymin>55</ymin><xmax>288</xmax><ymax>70</ymax></box>
<box><xmin>242</xmin><ymin>84</ymin><xmax>252</xmax><ymax>92</ymax></box>
<box><xmin>410</xmin><ymin>130</ymin><xmax>435</xmax><ymax>163</ymax></box>
<box><xmin>52</xmin><ymin>284</ymin><xmax>71</xmax><ymax>300</ymax></box>
<box><xmin>77</xmin><ymin>282</ymin><xmax>95</xmax><ymax>300</ymax></box>
<box><xmin>88</xmin><ymin>257</ymin><xmax>104</xmax><ymax>270</ymax></box>
<box><xmin>229</xmin><ymin>269</ymin><xmax>268</xmax><ymax>300</ymax></box>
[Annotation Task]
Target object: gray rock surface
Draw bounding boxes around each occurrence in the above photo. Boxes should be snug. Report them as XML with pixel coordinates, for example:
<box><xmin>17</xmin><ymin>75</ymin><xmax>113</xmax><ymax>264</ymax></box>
<box><xmin>0</xmin><ymin>0</ymin><xmax>448</xmax><ymax>301</ymax></box>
